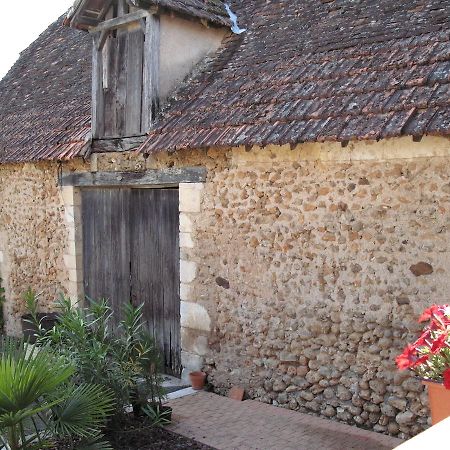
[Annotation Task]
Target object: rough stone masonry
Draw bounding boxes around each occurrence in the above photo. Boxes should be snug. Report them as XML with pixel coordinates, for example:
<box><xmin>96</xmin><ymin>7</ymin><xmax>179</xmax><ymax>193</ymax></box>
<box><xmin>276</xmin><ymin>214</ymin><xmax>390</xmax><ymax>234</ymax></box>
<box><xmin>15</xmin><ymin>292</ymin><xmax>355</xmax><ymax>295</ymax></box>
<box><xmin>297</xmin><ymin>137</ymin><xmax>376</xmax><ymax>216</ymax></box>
<box><xmin>1</xmin><ymin>136</ymin><xmax>450</xmax><ymax>439</ymax></box>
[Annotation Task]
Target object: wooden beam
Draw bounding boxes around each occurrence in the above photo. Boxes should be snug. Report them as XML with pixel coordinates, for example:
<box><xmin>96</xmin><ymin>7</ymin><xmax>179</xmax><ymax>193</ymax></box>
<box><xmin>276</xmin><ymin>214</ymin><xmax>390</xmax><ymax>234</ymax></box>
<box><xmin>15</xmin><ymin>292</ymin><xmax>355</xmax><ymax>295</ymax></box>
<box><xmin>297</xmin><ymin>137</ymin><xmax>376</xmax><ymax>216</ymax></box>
<box><xmin>89</xmin><ymin>10</ymin><xmax>152</xmax><ymax>33</ymax></box>
<box><xmin>97</xmin><ymin>29</ymin><xmax>110</xmax><ymax>50</ymax></box>
<box><xmin>61</xmin><ymin>168</ymin><xmax>207</xmax><ymax>187</ymax></box>
<box><xmin>142</xmin><ymin>14</ymin><xmax>160</xmax><ymax>131</ymax></box>
<box><xmin>91</xmin><ymin>135</ymin><xmax>147</xmax><ymax>152</ymax></box>
<box><xmin>91</xmin><ymin>34</ymin><xmax>104</xmax><ymax>139</ymax></box>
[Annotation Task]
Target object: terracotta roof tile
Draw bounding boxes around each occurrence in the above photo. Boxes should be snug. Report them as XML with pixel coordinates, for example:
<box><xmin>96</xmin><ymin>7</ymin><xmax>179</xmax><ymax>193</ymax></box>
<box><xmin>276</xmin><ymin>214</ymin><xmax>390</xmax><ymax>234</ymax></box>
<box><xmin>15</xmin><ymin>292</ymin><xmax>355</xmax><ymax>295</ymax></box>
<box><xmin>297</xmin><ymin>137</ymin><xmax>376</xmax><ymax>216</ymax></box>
<box><xmin>0</xmin><ymin>18</ymin><xmax>91</xmax><ymax>163</ymax></box>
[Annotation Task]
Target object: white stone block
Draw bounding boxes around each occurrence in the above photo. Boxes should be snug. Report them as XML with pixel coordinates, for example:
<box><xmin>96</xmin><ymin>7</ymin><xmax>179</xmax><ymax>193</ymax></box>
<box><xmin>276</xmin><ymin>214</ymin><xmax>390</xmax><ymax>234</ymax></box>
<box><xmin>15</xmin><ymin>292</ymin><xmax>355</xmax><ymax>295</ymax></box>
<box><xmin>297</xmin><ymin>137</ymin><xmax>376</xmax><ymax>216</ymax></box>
<box><xmin>181</xmin><ymin>330</ymin><xmax>209</xmax><ymax>356</ymax></box>
<box><xmin>179</xmin><ymin>183</ymin><xmax>203</xmax><ymax>213</ymax></box>
<box><xmin>64</xmin><ymin>205</ymin><xmax>75</xmax><ymax>225</ymax></box>
<box><xmin>180</xmin><ymin>283</ymin><xmax>192</xmax><ymax>301</ymax></box>
<box><xmin>180</xmin><ymin>301</ymin><xmax>211</xmax><ymax>331</ymax></box>
<box><xmin>66</xmin><ymin>240</ymin><xmax>82</xmax><ymax>257</ymax></box>
<box><xmin>61</xmin><ymin>186</ymin><xmax>74</xmax><ymax>206</ymax></box>
<box><xmin>179</xmin><ymin>213</ymin><xmax>193</xmax><ymax>233</ymax></box>
<box><xmin>67</xmin><ymin>281</ymin><xmax>83</xmax><ymax>300</ymax></box>
<box><xmin>181</xmin><ymin>351</ymin><xmax>204</xmax><ymax>372</ymax></box>
<box><xmin>180</xmin><ymin>260</ymin><xmax>197</xmax><ymax>283</ymax></box>
<box><xmin>68</xmin><ymin>268</ymin><xmax>82</xmax><ymax>283</ymax></box>
<box><xmin>0</xmin><ymin>251</ymin><xmax>3</xmax><ymax>264</ymax></box>
<box><xmin>180</xmin><ymin>232</ymin><xmax>194</xmax><ymax>248</ymax></box>
<box><xmin>63</xmin><ymin>254</ymin><xmax>79</xmax><ymax>270</ymax></box>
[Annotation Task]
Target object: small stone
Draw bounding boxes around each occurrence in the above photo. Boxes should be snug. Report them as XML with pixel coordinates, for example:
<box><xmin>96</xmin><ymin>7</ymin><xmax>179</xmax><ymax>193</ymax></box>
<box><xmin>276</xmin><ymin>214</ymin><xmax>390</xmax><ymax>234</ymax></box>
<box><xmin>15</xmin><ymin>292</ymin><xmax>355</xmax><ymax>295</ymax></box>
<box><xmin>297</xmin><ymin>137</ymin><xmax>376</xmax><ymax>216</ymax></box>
<box><xmin>409</xmin><ymin>262</ymin><xmax>433</xmax><ymax>277</ymax></box>
<box><xmin>396</xmin><ymin>296</ymin><xmax>410</xmax><ymax>305</ymax></box>
<box><xmin>358</xmin><ymin>177</ymin><xmax>370</xmax><ymax>185</ymax></box>
<box><xmin>299</xmin><ymin>391</ymin><xmax>315</xmax><ymax>401</ymax></box>
<box><xmin>396</xmin><ymin>411</ymin><xmax>414</xmax><ymax>426</ymax></box>
<box><xmin>215</xmin><ymin>277</ymin><xmax>230</xmax><ymax>289</ymax></box>
<box><xmin>369</xmin><ymin>379</ymin><xmax>386</xmax><ymax>395</ymax></box>
<box><xmin>323</xmin><ymin>405</ymin><xmax>336</xmax><ymax>417</ymax></box>
<box><xmin>337</xmin><ymin>385</ymin><xmax>352</xmax><ymax>401</ymax></box>
<box><xmin>273</xmin><ymin>380</ymin><xmax>286</xmax><ymax>392</ymax></box>
<box><xmin>292</xmin><ymin>377</ymin><xmax>311</xmax><ymax>389</ymax></box>
<box><xmin>388</xmin><ymin>396</ymin><xmax>407</xmax><ymax>411</ymax></box>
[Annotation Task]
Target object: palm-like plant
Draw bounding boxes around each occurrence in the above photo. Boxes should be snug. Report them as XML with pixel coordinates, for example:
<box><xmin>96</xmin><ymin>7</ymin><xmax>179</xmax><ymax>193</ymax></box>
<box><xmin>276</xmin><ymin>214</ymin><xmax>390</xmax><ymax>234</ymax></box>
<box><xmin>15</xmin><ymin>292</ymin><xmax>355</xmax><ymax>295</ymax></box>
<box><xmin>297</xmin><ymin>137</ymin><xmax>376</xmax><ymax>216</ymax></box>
<box><xmin>0</xmin><ymin>338</ymin><xmax>114</xmax><ymax>450</ymax></box>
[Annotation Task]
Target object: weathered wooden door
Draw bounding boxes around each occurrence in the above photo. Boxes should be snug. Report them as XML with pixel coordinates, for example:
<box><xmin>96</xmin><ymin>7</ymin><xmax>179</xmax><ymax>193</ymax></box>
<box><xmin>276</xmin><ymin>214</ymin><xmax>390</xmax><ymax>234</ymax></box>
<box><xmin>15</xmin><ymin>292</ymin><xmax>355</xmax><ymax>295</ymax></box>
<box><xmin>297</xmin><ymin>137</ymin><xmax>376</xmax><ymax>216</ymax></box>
<box><xmin>82</xmin><ymin>187</ymin><xmax>180</xmax><ymax>375</ymax></box>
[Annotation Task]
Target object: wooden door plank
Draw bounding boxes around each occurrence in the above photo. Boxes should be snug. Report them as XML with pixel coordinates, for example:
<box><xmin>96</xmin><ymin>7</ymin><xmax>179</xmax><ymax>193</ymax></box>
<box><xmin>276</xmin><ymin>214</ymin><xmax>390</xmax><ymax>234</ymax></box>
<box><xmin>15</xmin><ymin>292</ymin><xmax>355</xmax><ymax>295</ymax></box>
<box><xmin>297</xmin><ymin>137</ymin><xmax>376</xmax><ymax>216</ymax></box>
<box><xmin>130</xmin><ymin>188</ymin><xmax>180</xmax><ymax>374</ymax></box>
<box><xmin>82</xmin><ymin>188</ymin><xmax>131</xmax><ymax>328</ymax></box>
<box><xmin>159</xmin><ymin>189</ymin><xmax>181</xmax><ymax>374</ymax></box>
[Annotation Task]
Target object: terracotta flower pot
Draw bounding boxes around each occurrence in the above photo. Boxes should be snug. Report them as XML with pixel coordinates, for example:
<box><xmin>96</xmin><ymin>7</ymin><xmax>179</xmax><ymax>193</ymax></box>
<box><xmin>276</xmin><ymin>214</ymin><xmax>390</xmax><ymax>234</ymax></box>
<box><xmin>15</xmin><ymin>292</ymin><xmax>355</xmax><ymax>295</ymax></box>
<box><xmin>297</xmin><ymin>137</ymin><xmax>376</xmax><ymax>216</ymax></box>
<box><xmin>189</xmin><ymin>371</ymin><xmax>206</xmax><ymax>390</ymax></box>
<box><xmin>422</xmin><ymin>380</ymin><xmax>450</xmax><ymax>425</ymax></box>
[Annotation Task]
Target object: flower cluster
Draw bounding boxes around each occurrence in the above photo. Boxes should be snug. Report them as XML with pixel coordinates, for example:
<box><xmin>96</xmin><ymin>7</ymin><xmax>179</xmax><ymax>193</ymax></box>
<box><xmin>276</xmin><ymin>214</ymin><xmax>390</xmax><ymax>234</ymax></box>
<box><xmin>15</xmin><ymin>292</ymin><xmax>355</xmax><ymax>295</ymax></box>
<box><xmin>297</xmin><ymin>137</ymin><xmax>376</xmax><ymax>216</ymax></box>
<box><xmin>396</xmin><ymin>305</ymin><xmax>450</xmax><ymax>389</ymax></box>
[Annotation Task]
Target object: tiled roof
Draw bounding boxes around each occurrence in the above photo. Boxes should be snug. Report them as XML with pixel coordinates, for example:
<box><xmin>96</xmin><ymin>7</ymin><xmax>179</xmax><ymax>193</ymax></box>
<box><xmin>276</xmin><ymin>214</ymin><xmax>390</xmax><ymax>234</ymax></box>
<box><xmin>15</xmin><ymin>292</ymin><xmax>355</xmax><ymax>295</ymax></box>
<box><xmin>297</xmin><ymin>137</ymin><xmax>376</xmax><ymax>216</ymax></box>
<box><xmin>2</xmin><ymin>1</ymin><xmax>450</xmax><ymax>164</ymax></box>
<box><xmin>0</xmin><ymin>18</ymin><xmax>92</xmax><ymax>164</ymax></box>
<box><xmin>132</xmin><ymin>0</ymin><xmax>231</xmax><ymax>27</ymax></box>
<box><xmin>141</xmin><ymin>0</ymin><xmax>450</xmax><ymax>153</ymax></box>
<box><xmin>67</xmin><ymin>0</ymin><xmax>230</xmax><ymax>30</ymax></box>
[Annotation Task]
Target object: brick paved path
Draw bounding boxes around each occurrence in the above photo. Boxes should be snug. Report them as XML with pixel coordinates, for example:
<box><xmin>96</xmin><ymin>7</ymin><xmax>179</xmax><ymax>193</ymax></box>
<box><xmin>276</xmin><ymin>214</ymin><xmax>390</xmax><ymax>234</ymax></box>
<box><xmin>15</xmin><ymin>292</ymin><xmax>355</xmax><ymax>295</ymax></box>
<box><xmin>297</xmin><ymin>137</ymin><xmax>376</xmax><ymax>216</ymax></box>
<box><xmin>167</xmin><ymin>392</ymin><xmax>403</xmax><ymax>450</ymax></box>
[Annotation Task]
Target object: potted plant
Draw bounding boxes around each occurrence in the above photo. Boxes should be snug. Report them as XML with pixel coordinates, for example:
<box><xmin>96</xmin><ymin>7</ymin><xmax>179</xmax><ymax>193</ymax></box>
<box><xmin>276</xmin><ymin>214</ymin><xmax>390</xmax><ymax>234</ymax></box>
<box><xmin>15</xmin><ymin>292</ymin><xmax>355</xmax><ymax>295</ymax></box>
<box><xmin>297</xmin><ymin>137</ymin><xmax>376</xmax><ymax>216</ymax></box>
<box><xmin>396</xmin><ymin>304</ymin><xmax>450</xmax><ymax>424</ymax></box>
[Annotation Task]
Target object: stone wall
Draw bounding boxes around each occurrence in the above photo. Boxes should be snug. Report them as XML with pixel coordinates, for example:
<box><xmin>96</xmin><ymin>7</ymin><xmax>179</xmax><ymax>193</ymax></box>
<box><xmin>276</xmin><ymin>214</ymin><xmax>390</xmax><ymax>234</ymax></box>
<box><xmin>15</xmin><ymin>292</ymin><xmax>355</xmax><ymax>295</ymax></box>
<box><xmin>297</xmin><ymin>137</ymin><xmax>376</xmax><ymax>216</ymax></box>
<box><xmin>0</xmin><ymin>160</ymin><xmax>84</xmax><ymax>334</ymax></box>
<box><xmin>1</xmin><ymin>136</ymin><xmax>450</xmax><ymax>438</ymax></box>
<box><xmin>160</xmin><ymin>137</ymin><xmax>448</xmax><ymax>440</ymax></box>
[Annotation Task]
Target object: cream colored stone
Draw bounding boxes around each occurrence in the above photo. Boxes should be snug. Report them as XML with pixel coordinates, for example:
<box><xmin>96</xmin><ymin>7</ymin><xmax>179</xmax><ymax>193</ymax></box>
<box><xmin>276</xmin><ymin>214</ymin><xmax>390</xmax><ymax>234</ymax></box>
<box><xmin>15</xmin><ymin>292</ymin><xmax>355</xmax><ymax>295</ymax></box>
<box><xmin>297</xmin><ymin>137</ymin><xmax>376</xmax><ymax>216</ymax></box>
<box><xmin>61</xmin><ymin>186</ymin><xmax>74</xmax><ymax>206</ymax></box>
<box><xmin>0</xmin><ymin>251</ymin><xmax>3</xmax><ymax>264</ymax></box>
<box><xmin>68</xmin><ymin>268</ymin><xmax>82</xmax><ymax>283</ymax></box>
<box><xmin>180</xmin><ymin>260</ymin><xmax>197</xmax><ymax>283</ymax></box>
<box><xmin>66</xmin><ymin>240</ymin><xmax>82</xmax><ymax>257</ymax></box>
<box><xmin>181</xmin><ymin>350</ymin><xmax>204</xmax><ymax>372</ymax></box>
<box><xmin>179</xmin><ymin>213</ymin><xmax>193</xmax><ymax>232</ymax></box>
<box><xmin>180</xmin><ymin>301</ymin><xmax>211</xmax><ymax>331</ymax></box>
<box><xmin>180</xmin><ymin>282</ymin><xmax>193</xmax><ymax>301</ymax></box>
<box><xmin>64</xmin><ymin>205</ymin><xmax>75</xmax><ymax>224</ymax></box>
<box><xmin>231</xmin><ymin>136</ymin><xmax>450</xmax><ymax>165</ymax></box>
<box><xmin>67</xmin><ymin>280</ymin><xmax>83</xmax><ymax>299</ymax></box>
<box><xmin>63</xmin><ymin>254</ymin><xmax>81</xmax><ymax>271</ymax></box>
<box><xmin>180</xmin><ymin>232</ymin><xmax>194</xmax><ymax>248</ymax></box>
<box><xmin>179</xmin><ymin>183</ymin><xmax>204</xmax><ymax>213</ymax></box>
<box><xmin>181</xmin><ymin>328</ymin><xmax>209</xmax><ymax>356</ymax></box>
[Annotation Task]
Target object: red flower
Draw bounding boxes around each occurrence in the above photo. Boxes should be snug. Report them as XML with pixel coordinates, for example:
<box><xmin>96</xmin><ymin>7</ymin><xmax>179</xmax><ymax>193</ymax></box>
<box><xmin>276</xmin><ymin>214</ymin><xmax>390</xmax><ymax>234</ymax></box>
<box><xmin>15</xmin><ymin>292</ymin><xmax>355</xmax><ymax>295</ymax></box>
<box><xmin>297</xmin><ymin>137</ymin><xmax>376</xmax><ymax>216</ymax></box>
<box><xmin>419</xmin><ymin>305</ymin><xmax>440</xmax><ymax>323</ymax></box>
<box><xmin>431</xmin><ymin>332</ymin><xmax>448</xmax><ymax>354</ymax></box>
<box><xmin>396</xmin><ymin>345</ymin><xmax>417</xmax><ymax>370</ymax></box>
<box><xmin>413</xmin><ymin>330</ymin><xmax>431</xmax><ymax>348</ymax></box>
<box><xmin>443</xmin><ymin>369</ymin><xmax>450</xmax><ymax>390</ymax></box>
<box><xmin>412</xmin><ymin>355</ymin><xmax>429</xmax><ymax>367</ymax></box>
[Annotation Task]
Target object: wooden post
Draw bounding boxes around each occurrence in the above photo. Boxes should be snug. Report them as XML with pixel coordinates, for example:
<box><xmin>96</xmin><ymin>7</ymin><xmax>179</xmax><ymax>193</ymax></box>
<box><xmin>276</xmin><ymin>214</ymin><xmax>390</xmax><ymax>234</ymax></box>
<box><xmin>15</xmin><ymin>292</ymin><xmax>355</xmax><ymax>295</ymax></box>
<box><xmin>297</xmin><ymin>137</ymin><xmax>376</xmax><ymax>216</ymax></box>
<box><xmin>92</xmin><ymin>34</ymin><xmax>104</xmax><ymax>139</ymax></box>
<box><xmin>142</xmin><ymin>14</ymin><xmax>160</xmax><ymax>131</ymax></box>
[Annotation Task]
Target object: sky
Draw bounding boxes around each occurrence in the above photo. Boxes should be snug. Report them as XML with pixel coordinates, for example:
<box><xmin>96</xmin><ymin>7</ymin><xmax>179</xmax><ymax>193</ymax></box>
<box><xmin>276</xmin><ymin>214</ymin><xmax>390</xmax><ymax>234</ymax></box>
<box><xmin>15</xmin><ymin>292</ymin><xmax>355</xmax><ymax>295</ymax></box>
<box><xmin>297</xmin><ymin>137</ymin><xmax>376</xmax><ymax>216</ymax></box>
<box><xmin>0</xmin><ymin>0</ymin><xmax>74</xmax><ymax>80</ymax></box>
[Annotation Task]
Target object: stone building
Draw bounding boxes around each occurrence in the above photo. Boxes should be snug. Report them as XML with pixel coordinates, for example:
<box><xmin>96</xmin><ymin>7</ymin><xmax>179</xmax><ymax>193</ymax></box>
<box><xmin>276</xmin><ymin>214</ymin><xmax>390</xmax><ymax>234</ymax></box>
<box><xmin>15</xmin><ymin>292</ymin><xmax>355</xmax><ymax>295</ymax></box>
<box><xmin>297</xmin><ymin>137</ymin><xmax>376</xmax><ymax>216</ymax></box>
<box><xmin>1</xmin><ymin>0</ymin><xmax>450</xmax><ymax>439</ymax></box>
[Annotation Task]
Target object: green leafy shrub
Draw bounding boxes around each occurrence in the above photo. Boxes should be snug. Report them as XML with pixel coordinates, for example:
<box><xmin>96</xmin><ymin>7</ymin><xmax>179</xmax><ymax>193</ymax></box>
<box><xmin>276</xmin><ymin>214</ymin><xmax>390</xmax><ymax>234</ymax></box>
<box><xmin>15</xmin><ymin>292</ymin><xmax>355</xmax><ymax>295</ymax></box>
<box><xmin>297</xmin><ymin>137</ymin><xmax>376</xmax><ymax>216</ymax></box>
<box><xmin>0</xmin><ymin>278</ymin><xmax>5</xmax><ymax>334</ymax></box>
<box><xmin>39</xmin><ymin>296</ymin><xmax>165</xmax><ymax>419</ymax></box>
<box><xmin>0</xmin><ymin>337</ymin><xmax>114</xmax><ymax>450</ymax></box>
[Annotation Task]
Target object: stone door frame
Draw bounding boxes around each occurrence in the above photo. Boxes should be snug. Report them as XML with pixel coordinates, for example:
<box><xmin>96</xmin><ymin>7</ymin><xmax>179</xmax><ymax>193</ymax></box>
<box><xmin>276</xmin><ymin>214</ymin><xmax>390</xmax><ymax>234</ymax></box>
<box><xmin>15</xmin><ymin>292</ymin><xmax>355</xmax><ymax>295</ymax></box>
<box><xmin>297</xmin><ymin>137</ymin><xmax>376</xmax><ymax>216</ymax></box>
<box><xmin>61</xmin><ymin>168</ymin><xmax>210</xmax><ymax>380</ymax></box>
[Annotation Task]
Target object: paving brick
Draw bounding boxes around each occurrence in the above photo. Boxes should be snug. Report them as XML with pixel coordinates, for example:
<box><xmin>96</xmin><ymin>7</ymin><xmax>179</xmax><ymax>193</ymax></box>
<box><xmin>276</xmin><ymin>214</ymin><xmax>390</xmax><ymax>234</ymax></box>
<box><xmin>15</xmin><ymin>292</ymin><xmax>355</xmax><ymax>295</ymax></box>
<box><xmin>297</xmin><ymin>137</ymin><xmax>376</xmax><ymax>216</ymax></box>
<box><xmin>167</xmin><ymin>392</ymin><xmax>403</xmax><ymax>450</ymax></box>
